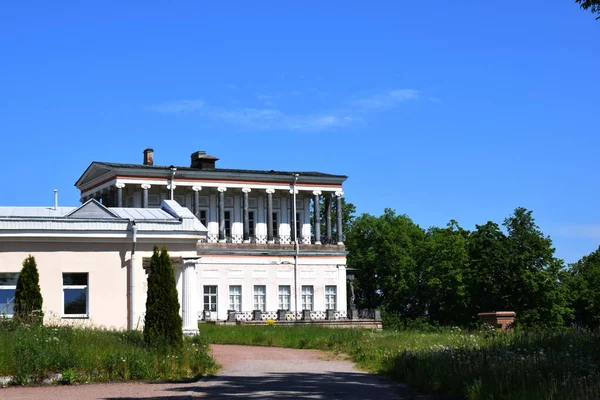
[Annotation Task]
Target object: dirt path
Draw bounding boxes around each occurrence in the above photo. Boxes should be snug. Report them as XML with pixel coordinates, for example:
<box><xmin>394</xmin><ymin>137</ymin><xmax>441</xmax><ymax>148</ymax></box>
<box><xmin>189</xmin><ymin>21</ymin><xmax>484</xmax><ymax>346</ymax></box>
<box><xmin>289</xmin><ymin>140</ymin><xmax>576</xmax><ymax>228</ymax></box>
<box><xmin>0</xmin><ymin>344</ymin><xmax>435</xmax><ymax>399</ymax></box>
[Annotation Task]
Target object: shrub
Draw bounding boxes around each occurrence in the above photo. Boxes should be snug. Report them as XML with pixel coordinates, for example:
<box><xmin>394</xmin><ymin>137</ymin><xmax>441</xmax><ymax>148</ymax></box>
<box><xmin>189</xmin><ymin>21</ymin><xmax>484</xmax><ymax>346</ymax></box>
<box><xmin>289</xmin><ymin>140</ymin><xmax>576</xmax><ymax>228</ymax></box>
<box><xmin>143</xmin><ymin>246</ymin><xmax>183</xmax><ymax>350</ymax></box>
<box><xmin>14</xmin><ymin>255</ymin><xmax>44</xmax><ymax>324</ymax></box>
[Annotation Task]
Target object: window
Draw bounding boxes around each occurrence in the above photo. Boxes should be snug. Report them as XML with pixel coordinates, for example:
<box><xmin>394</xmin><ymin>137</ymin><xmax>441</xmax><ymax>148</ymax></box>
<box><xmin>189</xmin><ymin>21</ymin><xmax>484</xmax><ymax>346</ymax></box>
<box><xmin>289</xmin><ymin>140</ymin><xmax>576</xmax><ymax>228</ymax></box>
<box><xmin>272</xmin><ymin>212</ymin><xmax>279</xmax><ymax>237</ymax></box>
<box><xmin>148</xmin><ymin>194</ymin><xmax>161</xmax><ymax>207</ymax></box>
<box><xmin>0</xmin><ymin>273</ymin><xmax>18</xmax><ymax>317</ymax></box>
<box><xmin>198</xmin><ymin>209</ymin><xmax>208</xmax><ymax>227</ymax></box>
<box><xmin>296</xmin><ymin>212</ymin><xmax>303</xmax><ymax>239</ymax></box>
<box><xmin>248</xmin><ymin>211</ymin><xmax>255</xmax><ymax>237</ymax></box>
<box><xmin>301</xmin><ymin>285</ymin><xmax>313</xmax><ymax>311</ymax></box>
<box><xmin>229</xmin><ymin>285</ymin><xmax>241</xmax><ymax>311</ymax></box>
<box><xmin>278</xmin><ymin>285</ymin><xmax>290</xmax><ymax>311</ymax></box>
<box><xmin>174</xmin><ymin>194</ymin><xmax>186</xmax><ymax>207</ymax></box>
<box><xmin>63</xmin><ymin>273</ymin><xmax>88</xmax><ymax>317</ymax></box>
<box><xmin>224</xmin><ymin>210</ymin><xmax>232</xmax><ymax>238</ymax></box>
<box><xmin>325</xmin><ymin>286</ymin><xmax>337</xmax><ymax>310</ymax></box>
<box><xmin>253</xmin><ymin>285</ymin><xmax>266</xmax><ymax>311</ymax></box>
<box><xmin>203</xmin><ymin>286</ymin><xmax>217</xmax><ymax>312</ymax></box>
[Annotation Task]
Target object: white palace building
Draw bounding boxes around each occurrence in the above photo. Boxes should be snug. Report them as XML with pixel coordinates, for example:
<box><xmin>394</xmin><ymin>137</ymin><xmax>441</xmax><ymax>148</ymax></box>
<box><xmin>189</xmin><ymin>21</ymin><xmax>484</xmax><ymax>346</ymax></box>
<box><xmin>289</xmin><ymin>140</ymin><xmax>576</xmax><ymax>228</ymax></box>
<box><xmin>0</xmin><ymin>149</ymin><xmax>353</xmax><ymax>333</ymax></box>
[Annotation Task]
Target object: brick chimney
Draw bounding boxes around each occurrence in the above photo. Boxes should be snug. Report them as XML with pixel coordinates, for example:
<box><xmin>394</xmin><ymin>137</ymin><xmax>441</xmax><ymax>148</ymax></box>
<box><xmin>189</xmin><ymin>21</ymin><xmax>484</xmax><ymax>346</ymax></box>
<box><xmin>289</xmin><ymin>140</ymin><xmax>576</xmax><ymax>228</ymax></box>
<box><xmin>143</xmin><ymin>148</ymin><xmax>154</xmax><ymax>166</ymax></box>
<box><xmin>190</xmin><ymin>151</ymin><xmax>219</xmax><ymax>169</ymax></box>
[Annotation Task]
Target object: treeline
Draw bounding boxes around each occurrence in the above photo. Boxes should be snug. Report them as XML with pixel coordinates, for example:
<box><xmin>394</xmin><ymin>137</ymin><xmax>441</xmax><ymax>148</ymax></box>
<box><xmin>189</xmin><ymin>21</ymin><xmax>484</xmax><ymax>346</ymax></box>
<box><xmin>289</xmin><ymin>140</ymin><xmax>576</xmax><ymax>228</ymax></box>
<box><xmin>345</xmin><ymin>206</ymin><xmax>600</xmax><ymax>329</ymax></box>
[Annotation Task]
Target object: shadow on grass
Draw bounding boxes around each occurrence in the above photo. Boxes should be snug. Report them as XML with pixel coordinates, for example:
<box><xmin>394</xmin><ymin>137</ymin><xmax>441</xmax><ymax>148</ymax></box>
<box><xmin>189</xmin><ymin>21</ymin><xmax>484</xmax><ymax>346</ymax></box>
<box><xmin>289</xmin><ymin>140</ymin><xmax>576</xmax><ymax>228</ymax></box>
<box><xmin>105</xmin><ymin>370</ymin><xmax>445</xmax><ymax>399</ymax></box>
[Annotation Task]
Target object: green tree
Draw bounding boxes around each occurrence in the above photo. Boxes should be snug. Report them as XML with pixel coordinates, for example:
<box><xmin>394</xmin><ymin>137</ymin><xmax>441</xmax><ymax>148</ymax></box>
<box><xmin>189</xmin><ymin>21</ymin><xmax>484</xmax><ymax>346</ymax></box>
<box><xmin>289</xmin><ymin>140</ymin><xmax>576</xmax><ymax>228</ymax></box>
<box><xmin>576</xmin><ymin>0</ymin><xmax>600</xmax><ymax>19</ymax></box>
<box><xmin>347</xmin><ymin>209</ymin><xmax>427</xmax><ymax>317</ymax></box>
<box><xmin>314</xmin><ymin>194</ymin><xmax>356</xmax><ymax>244</ymax></box>
<box><xmin>418</xmin><ymin>221</ymin><xmax>471</xmax><ymax>325</ymax></box>
<box><xmin>144</xmin><ymin>245</ymin><xmax>183</xmax><ymax>349</ymax></box>
<box><xmin>502</xmin><ymin>207</ymin><xmax>572</xmax><ymax>326</ymax></box>
<box><xmin>14</xmin><ymin>255</ymin><xmax>44</xmax><ymax>324</ymax></box>
<box><xmin>467</xmin><ymin>221</ymin><xmax>511</xmax><ymax>315</ymax></box>
<box><xmin>567</xmin><ymin>246</ymin><xmax>600</xmax><ymax>328</ymax></box>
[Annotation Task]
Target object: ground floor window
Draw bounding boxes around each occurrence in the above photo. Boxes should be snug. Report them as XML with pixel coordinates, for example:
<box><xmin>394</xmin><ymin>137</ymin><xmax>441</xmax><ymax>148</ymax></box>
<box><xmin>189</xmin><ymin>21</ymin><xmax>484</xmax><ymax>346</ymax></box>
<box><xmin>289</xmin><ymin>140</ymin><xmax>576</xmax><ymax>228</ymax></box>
<box><xmin>203</xmin><ymin>286</ymin><xmax>217</xmax><ymax>312</ymax></box>
<box><xmin>301</xmin><ymin>285</ymin><xmax>313</xmax><ymax>311</ymax></box>
<box><xmin>253</xmin><ymin>285</ymin><xmax>266</xmax><ymax>311</ymax></box>
<box><xmin>325</xmin><ymin>285</ymin><xmax>337</xmax><ymax>310</ymax></box>
<box><xmin>278</xmin><ymin>285</ymin><xmax>290</xmax><ymax>311</ymax></box>
<box><xmin>229</xmin><ymin>285</ymin><xmax>241</xmax><ymax>311</ymax></box>
<box><xmin>63</xmin><ymin>273</ymin><xmax>88</xmax><ymax>317</ymax></box>
<box><xmin>0</xmin><ymin>273</ymin><xmax>18</xmax><ymax>317</ymax></box>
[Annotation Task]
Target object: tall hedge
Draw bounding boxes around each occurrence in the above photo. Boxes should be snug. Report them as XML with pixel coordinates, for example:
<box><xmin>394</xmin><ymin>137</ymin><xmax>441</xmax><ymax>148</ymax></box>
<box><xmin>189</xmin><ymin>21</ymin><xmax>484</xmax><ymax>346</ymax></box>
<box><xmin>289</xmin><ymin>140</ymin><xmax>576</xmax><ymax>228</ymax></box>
<box><xmin>14</xmin><ymin>255</ymin><xmax>44</xmax><ymax>324</ymax></box>
<box><xmin>143</xmin><ymin>245</ymin><xmax>183</xmax><ymax>349</ymax></box>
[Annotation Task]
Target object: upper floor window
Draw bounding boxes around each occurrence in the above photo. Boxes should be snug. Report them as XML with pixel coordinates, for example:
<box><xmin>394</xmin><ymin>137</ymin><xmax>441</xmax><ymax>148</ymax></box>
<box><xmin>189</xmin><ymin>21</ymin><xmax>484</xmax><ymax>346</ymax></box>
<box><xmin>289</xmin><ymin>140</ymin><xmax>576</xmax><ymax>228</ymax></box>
<box><xmin>198</xmin><ymin>209</ymin><xmax>208</xmax><ymax>227</ymax></box>
<box><xmin>248</xmin><ymin>211</ymin><xmax>256</xmax><ymax>237</ymax></box>
<box><xmin>296</xmin><ymin>212</ymin><xmax>303</xmax><ymax>239</ymax></box>
<box><xmin>224</xmin><ymin>210</ymin><xmax>232</xmax><ymax>238</ymax></box>
<box><xmin>0</xmin><ymin>273</ymin><xmax>18</xmax><ymax>317</ymax></box>
<box><xmin>272</xmin><ymin>212</ymin><xmax>279</xmax><ymax>237</ymax></box>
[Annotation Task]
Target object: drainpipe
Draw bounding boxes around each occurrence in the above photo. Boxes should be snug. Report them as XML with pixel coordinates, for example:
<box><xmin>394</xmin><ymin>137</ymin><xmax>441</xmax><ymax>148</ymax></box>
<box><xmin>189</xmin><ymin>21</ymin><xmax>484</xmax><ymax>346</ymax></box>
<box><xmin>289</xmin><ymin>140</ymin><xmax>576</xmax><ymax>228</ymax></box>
<box><xmin>129</xmin><ymin>221</ymin><xmax>138</xmax><ymax>330</ymax></box>
<box><xmin>169</xmin><ymin>166</ymin><xmax>177</xmax><ymax>200</ymax></box>
<box><xmin>292</xmin><ymin>174</ymin><xmax>299</xmax><ymax>317</ymax></box>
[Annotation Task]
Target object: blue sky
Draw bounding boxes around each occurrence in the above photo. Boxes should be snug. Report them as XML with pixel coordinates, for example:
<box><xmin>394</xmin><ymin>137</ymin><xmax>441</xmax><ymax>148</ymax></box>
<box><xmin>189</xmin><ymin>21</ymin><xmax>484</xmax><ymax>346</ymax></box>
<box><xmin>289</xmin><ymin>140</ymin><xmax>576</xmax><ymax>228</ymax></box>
<box><xmin>1</xmin><ymin>2</ymin><xmax>598</xmax><ymax>263</ymax></box>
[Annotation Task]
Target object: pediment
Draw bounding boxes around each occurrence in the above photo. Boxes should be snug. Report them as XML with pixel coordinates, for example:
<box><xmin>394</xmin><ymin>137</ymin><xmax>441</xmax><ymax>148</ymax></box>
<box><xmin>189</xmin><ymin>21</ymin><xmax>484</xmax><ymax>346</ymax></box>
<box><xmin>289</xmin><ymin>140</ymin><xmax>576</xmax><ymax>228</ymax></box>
<box><xmin>66</xmin><ymin>199</ymin><xmax>120</xmax><ymax>219</ymax></box>
<box><xmin>74</xmin><ymin>163</ymin><xmax>114</xmax><ymax>188</ymax></box>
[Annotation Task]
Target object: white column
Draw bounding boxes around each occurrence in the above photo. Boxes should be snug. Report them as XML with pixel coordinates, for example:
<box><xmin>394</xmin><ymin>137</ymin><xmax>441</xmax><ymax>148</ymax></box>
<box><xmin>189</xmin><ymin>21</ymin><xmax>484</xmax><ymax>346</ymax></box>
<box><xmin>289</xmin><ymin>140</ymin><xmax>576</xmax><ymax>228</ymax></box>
<box><xmin>182</xmin><ymin>258</ymin><xmax>200</xmax><ymax>335</ymax></box>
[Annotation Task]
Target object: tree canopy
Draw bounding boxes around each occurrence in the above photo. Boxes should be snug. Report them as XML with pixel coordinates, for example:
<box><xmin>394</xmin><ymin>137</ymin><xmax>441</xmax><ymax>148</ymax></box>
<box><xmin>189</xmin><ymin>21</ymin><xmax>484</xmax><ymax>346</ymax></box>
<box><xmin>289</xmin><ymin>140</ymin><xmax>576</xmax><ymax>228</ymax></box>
<box><xmin>576</xmin><ymin>0</ymin><xmax>600</xmax><ymax>19</ymax></box>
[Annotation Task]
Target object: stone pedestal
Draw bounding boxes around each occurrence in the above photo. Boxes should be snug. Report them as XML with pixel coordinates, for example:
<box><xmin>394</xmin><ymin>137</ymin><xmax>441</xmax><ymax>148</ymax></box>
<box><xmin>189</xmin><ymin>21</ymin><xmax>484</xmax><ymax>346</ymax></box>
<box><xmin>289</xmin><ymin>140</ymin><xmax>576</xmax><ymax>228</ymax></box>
<box><xmin>302</xmin><ymin>310</ymin><xmax>311</xmax><ymax>321</ymax></box>
<box><xmin>326</xmin><ymin>309</ymin><xmax>335</xmax><ymax>320</ymax></box>
<box><xmin>227</xmin><ymin>310</ymin><xmax>237</xmax><ymax>322</ymax></box>
<box><xmin>477</xmin><ymin>311</ymin><xmax>516</xmax><ymax>331</ymax></box>
<box><xmin>253</xmin><ymin>310</ymin><xmax>262</xmax><ymax>321</ymax></box>
<box><xmin>348</xmin><ymin>309</ymin><xmax>359</xmax><ymax>320</ymax></box>
<box><xmin>277</xmin><ymin>309</ymin><xmax>287</xmax><ymax>321</ymax></box>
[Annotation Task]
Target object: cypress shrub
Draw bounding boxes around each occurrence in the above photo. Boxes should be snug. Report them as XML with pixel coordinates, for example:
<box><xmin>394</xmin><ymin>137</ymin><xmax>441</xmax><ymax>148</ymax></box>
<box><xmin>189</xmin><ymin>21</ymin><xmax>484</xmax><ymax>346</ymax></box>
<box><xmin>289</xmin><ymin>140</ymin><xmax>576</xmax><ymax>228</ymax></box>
<box><xmin>143</xmin><ymin>245</ymin><xmax>183</xmax><ymax>350</ymax></box>
<box><xmin>14</xmin><ymin>255</ymin><xmax>44</xmax><ymax>324</ymax></box>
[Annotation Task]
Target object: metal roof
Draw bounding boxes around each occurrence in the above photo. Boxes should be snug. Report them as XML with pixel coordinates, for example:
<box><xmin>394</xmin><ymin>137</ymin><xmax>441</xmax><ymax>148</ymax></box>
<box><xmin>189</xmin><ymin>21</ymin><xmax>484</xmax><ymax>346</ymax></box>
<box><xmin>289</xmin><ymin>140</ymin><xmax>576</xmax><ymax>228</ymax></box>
<box><xmin>0</xmin><ymin>207</ymin><xmax>75</xmax><ymax>218</ymax></box>
<box><xmin>110</xmin><ymin>207</ymin><xmax>176</xmax><ymax>221</ymax></box>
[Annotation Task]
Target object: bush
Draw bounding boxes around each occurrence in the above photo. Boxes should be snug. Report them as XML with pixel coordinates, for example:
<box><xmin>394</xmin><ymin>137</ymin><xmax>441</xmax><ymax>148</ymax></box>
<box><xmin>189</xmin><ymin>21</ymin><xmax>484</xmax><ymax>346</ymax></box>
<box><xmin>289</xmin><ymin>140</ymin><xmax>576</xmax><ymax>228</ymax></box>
<box><xmin>14</xmin><ymin>255</ymin><xmax>44</xmax><ymax>324</ymax></box>
<box><xmin>144</xmin><ymin>246</ymin><xmax>183</xmax><ymax>350</ymax></box>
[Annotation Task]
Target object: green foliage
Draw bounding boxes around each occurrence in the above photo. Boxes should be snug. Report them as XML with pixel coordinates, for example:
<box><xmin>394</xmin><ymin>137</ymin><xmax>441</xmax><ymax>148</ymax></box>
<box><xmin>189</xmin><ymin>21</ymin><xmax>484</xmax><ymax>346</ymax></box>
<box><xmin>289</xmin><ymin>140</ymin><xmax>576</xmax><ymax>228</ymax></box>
<box><xmin>568</xmin><ymin>246</ymin><xmax>600</xmax><ymax>328</ymax></box>
<box><xmin>0</xmin><ymin>320</ymin><xmax>217</xmax><ymax>385</ymax></box>
<box><xmin>13</xmin><ymin>255</ymin><xmax>44</xmax><ymax>324</ymax></box>
<box><xmin>346</xmin><ymin>207</ymin><xmax>572</xmax><ymax>328</ymax></box>
<box><xmin>200</xmin><ymin>324</ymin><xmax>600</xmax><ymax>400</ymax></box>
<box><xmin>576</xmin><ymin>0</ymin><xmax>600</xmax><ymax>19</ymax></box>
<box><xmin>143</xmin><ymin>245</ymin><xmax>183</xmax><ymax>350</ymax></box>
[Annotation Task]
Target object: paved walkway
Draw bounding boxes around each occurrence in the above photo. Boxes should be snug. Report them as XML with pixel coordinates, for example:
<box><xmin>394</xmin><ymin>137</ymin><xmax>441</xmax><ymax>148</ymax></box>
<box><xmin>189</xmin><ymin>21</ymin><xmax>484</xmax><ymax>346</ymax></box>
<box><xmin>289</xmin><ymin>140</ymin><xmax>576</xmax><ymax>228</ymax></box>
<box><xmin>0</xmin><ymin>345</ymin><xmax>436</xmax><ymax>399</ymax></box>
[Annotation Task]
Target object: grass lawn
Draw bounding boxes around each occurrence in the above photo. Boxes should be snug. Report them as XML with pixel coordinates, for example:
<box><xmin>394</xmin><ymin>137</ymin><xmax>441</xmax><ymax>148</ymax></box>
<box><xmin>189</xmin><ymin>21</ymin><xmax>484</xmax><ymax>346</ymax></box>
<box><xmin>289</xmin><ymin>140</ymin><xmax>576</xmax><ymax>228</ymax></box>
<box><xmin>0</xmin><ymin>320</ymin><xmax>218</xmax><ymax>385</ymax></box>
<box><xmin>199</xmin><ymin>324</ymin><xmax>600</xmax><ymax>400</ymax></box>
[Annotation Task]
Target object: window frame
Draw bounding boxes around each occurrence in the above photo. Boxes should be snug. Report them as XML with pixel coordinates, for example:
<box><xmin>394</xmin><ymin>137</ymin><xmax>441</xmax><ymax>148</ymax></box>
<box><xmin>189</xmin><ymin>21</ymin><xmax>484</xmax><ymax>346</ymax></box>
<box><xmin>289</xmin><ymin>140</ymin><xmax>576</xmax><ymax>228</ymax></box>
<box><xmin>224</xmin><ymin>210</ymin><xmax>233</xmax><ymax>238</ymax></box>
<box><xmin>272</xmin><ymin>211</ymin><xmax>279</xmax><ymax>238</ymax></box>
<box><xmin>248</xmin><ymin>210</ymin><xmax>256</xmax><ymax>237</ymax></box>
<box><xmin>229</xmin><ymin>285</ymin><xmax>242</xmax><ymax>312</ymax></box>
<box><xmin>198</xmin><ymin>208</ymin><xmax>208</xmax><ymax>228</ymax></box>
<box><xmin>203</xmin><ymin>285</ymin><xmax>218</xmax><ymax>312</ymax></box>
<box><xmin>278</xmin><ymin>285</ymin><xmax>291</xmax><ymax>311</ymax></box>
<box><xmin>62</xmin><ymin>272</ymin><xmax>89</xmax><ymax>319</ymax></box>
<box><xmin>0</xmin><ymin>273</ymin><xmax>18</xmax><ymax>318</ymax></box>
<box><xmin>296</xmin><ymin>211</ymin><xmax>303</xmax><ymax>240</ymax></box>
<box><xmin>253</xmin><ymin>285</ymin><xmax>266</xmax><ymax>312</ymax></box>
<box><xmin>325</xmin><ymin>285</ymin><xmax>337</xmax><ymax>311</ymax></box>
<box><xmin>301</xmin><ymin>285</ymin><xmax>314</xmax><ymax>311</ymax></box>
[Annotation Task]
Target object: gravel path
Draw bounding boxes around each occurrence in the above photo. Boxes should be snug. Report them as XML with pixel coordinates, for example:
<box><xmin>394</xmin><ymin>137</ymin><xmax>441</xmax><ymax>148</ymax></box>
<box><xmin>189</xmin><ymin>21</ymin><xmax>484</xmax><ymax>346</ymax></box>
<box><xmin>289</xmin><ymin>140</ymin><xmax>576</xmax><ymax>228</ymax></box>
<box><xmin>0</xmin><ymin>344</ymin><xmax>437</xmax><ymax>399</ymax></box>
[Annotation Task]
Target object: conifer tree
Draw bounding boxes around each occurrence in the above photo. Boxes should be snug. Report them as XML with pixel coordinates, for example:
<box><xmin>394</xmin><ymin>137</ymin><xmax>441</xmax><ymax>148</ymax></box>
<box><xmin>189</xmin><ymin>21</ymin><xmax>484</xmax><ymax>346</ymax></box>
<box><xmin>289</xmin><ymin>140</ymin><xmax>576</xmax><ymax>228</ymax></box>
<box><xmin>143</xmin><ymin>245</ymin><xmax>183</xmax><ymax>349</ymax></box>
<box><xmin>14</xmin><ymin>255</ymin><xmax>44</xmax><ymax>324</ymax></box>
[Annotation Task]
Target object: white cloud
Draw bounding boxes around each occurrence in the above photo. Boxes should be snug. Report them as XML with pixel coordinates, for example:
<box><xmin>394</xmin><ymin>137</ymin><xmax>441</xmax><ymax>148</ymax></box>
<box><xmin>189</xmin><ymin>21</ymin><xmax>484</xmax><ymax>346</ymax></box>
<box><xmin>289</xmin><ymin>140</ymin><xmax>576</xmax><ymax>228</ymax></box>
<box><xmin>553</xmin><ymin>225</ymin><xmax>600</xmax><ymax>240</ymax></box>
<box><xmin>350</xmin><ymin>89</ymin><xmax>419</xmax><ymax>111</ymax></box>
<box><xmin>151</xmin><ymin>100</ymin><xmax>205</xmax><ymax>113</ymax></box>
<box><xmin>150</xmin><ymin>88</ymin><xmax>420</xmax><ymax>131</ymax></box>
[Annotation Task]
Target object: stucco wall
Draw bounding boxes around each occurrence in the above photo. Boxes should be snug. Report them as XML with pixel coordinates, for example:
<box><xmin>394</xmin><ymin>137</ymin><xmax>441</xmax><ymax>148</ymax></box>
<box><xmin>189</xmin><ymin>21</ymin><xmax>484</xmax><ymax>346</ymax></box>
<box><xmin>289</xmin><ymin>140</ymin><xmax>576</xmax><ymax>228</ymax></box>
<box><xmin>0</xmin><ymin>240</ymin><xmax>199</xmax><ymax>330</ymax></box>
<box><xmin>196</xmin><ymin>255</ymin><xmax>347</xmax><ymax>321</ymax></box>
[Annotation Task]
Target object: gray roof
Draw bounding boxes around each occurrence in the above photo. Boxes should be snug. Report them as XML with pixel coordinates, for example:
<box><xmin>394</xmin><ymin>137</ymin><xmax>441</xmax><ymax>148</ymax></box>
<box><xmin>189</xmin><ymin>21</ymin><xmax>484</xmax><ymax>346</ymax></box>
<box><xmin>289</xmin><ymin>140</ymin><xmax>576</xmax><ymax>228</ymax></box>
<box><xmin>0</xmin><ymin>207</ymin><xmax>76</xmax><ymax>218</ymax></box>
<box><xmin>98</xmin><ymin>162</ymin><xmax>347</xmax><ymax>179</ymax></box>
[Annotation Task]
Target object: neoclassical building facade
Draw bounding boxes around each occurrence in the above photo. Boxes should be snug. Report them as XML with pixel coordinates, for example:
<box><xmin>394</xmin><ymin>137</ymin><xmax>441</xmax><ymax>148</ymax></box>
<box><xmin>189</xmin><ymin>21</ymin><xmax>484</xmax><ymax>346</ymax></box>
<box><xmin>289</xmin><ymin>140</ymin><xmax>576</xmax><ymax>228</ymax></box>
<box><xmin>75</xmin><ymin>149</ymin><xmax>349</xmax><ymax>322</ymax></box>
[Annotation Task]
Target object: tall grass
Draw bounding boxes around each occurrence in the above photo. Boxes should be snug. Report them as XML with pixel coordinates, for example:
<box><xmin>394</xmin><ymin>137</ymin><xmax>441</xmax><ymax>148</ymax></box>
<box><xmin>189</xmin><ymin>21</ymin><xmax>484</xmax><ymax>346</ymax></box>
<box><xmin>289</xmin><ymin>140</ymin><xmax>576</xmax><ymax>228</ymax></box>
<box><xmin>199</xmin><ymin>324</ymin><xmax>600</xmax><ymax>400</ymax></box>
<box><xmin>0</xmin><ymin>320</ymin><xmax>218</xmax><ymax>385</ymax></box>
